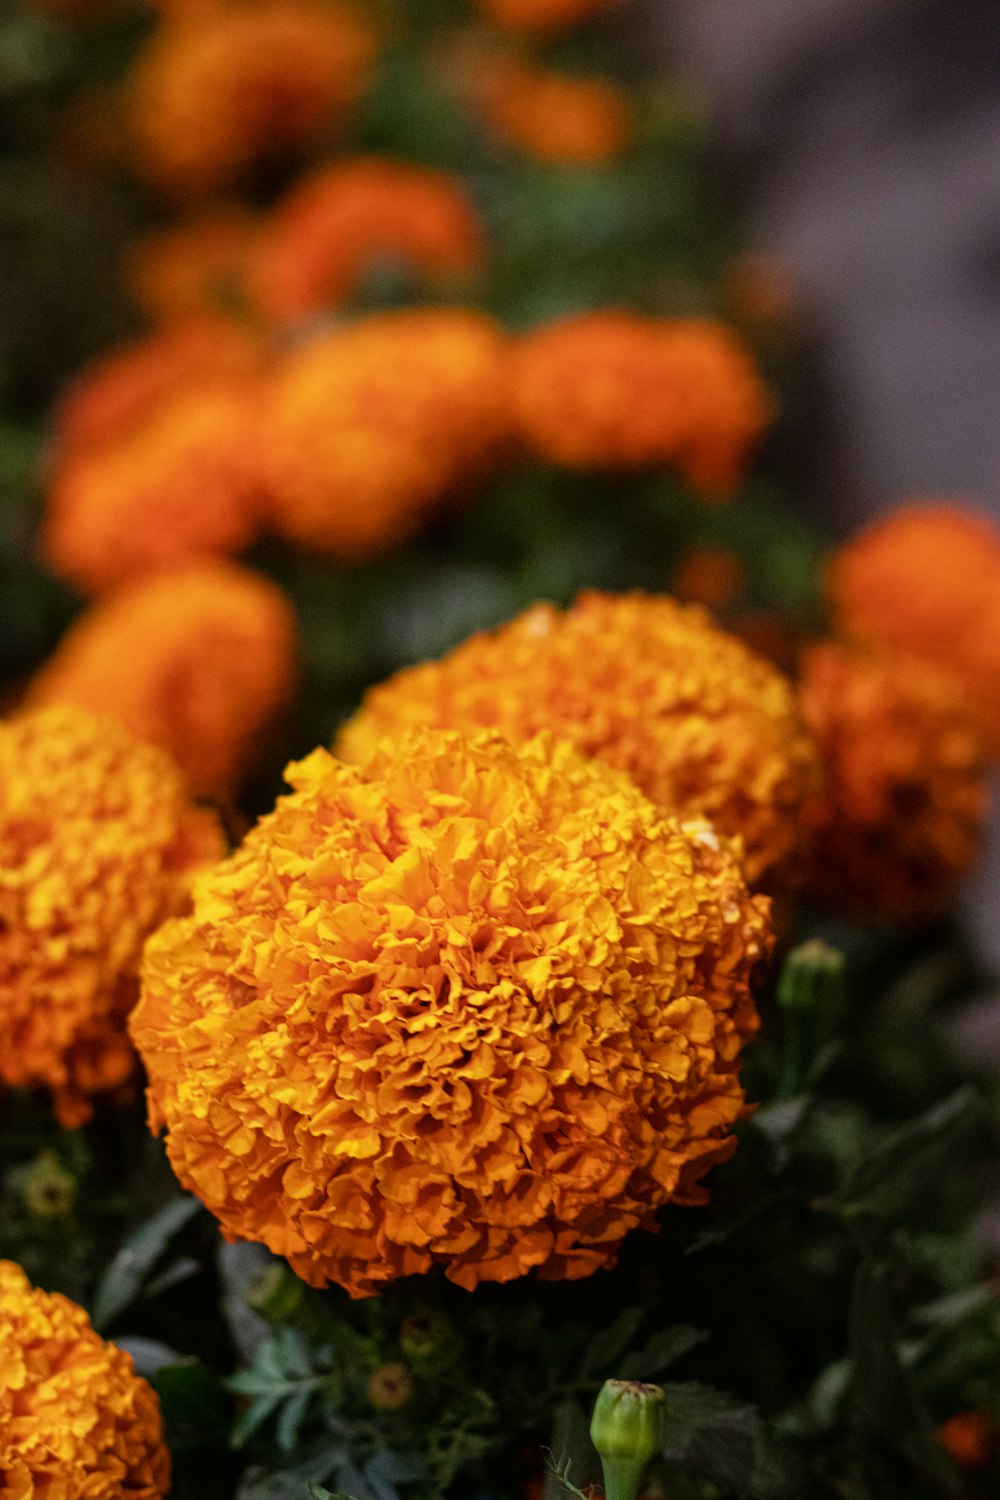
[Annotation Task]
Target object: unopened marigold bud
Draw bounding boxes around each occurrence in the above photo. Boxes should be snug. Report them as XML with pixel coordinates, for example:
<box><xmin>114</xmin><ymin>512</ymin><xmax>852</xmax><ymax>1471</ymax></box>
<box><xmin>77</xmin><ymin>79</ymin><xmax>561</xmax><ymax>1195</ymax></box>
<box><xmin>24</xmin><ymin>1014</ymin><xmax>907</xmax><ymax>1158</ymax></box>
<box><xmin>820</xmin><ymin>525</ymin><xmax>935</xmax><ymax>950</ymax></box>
<box><xmin>590</xmin><ymin>1380</ymin><xmax>666</xmax><ymax>1500</ymax></box>
<box><xmin>399</xmin><ymin>1308</ymin><xmax>452</xmax><ymax>1361</ymax></box>
<box><xmin>368</xmin><ymin>1362</ymin><xmax>412</xmax><ymax>1411</ymax></box>
<box><xmin>247</xmin><ymin>1264</ymin><xmax>304</xmax><ymax>1324</ymax></box>
<box><xmin>22</xmin><ymin>1151</ymin><xmax>76</xmax><ymax>1218</ymax></box>
<box><xmin>777</xmin><ymin>939</ymin><xmax>844</xmax><ymax>1017</ymax></box>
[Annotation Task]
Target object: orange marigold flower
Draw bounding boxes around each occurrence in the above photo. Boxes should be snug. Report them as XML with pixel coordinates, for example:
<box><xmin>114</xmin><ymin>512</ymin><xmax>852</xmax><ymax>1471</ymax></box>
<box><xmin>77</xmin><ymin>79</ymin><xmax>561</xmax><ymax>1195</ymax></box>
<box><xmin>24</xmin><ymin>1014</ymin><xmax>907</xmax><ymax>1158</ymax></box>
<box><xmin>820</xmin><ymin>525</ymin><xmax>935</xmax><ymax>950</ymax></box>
<box><xmin>0</xmin><ymin>706</ymin><xmax>222</xmax><ymax>1126</ymax></box>
<box><xmin>510</xmin><ymin>312</ymin><xmax>772</xmax><ymax>498</ymax></box>
<box><xmin>0</xmin><ymin>1260</ymin><xmax>171</xmax><ymax>1497</ymax></box>
<box><xmin>479</xmin><ymin>61</ymin><xmax>634</xmax><ymax>164</ymax></box>
<box><xmin>128</xmin><ymin>210</ymin><xmax>259</xmax><ymax>323</ymax></box>
<box><xmin>337</xmin><ymin>592</ymin><xmax>818</xmax><ymax>888</ymax></box>
<box><xmin>30</xmin><ymin>560</ymin><xmax>298</xmax><ymax>798</ymax></box>
<box><xmin>129</xmin><ymin>0</ymin><xmax>377</xmax><ymax>198</ymax></box>
<box><xmin>937</xmin><ymin>1411</ymin><xmax>994</xmax><ymax>1469</ymax></box>
<box><xmin>827</xmin><ymin>501</ymin><xmax>1000</xmax><ymax>754</ymax></box>
<box><xmin>258</xmin><ymin>308</ymin><xmax>510</xmax><ymax>558</ymax></box>
<box><xmin>799</xmin><ymin>643</ymin><xmax>987</xmax><ymax>920</ymax></box>
<box><xmin>54</xmin><ymin>315</ymin><xmax>269</xmax><ymax>461</ymax></box>
<box><xmin>473</xmin><ymin>0</ymin><xmax>623</xmax><ymax>37</ymax></box>
<box><xmin>43</xmin><ymin>384</ymin><xmax>262</xmax><ymax>596</ymax></box>
<box><xmin>247</xmin><ymin>156</ymin><xmax>487</xmax><ymax>327</ymax></box>
<box><xmin>132</xmin><ymin>729</ymin><xmax>771</xmax><ymax>1296</ymax></box>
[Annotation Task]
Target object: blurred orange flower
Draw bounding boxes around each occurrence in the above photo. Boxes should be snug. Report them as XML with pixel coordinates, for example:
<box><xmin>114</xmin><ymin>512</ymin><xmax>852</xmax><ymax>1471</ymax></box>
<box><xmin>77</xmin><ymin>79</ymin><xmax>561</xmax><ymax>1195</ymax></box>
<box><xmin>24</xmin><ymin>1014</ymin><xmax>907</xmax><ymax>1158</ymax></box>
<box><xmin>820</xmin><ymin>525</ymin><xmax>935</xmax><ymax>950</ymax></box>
<box><xmin>43</xmin><ymin>385</ymin><xmax>263</xmax><ymax>596</ymax></box>
<box><xmin>0</xmin><ymin>706</ymin><xmax>222</xmax><ymax>1125</ymax></box>
<box><xmin>510</xmin><ymin>311</ymin><xmax>772</xmax><ymax>498</ymax></box>
<box><xmin>31</xmin><ymin>560</ymin><xmax>298</xmax><ymax>798</ymax></box>
<box><xmin>827</xmin><ymin>501</ymin><xmax>1000</xmax><ymax>754</ymax></box>
<box><xmin>132</xmin><ymin>729</ymin><xmax>770</xmax><ymax>1295</ymax></box>
<box><xmin>129</xmin><ymin>0</ymin><xmax>377</xmax><ymax>198</ymax></box>
<box><xmin>248</xmin><ymin>156</ymin><xmax>486</xmax><ymax>326</ymax></box>
<box><xmin>338</xmin><ymin>591</ymin><xmax>818</xmax><ymax>888</ymax></box>
<box><xmin>479</xmin><ymin>61</ymin><xmax>634</xmax><ymax>164</ymax></box>
<box><xmin>128</xmin><ymin>210</ymin><xmax>259</xmax><ymax>323</ymax></box>
<box><xmin>799</xmin><ymin>642</ymin><xmax>987</xmax><ymax>920</ymax></box>
<box><xmin>258</xmin><ymin>308</ymin><xmax>510</xmax><ymax>558</ymax></box>
<box><xmin>0</xmin><ymin>1260</ymin><xmax>171</xmax><ymax>1496</ymax></box>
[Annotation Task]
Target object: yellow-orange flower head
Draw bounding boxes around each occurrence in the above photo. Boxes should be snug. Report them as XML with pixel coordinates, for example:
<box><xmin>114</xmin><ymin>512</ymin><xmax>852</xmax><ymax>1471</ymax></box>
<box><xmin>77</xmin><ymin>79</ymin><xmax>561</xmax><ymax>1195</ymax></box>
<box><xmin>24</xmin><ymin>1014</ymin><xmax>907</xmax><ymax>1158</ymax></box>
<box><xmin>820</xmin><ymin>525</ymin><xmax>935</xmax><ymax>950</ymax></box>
<box><xmin>129</xmin><ymin>0</ymin><xmax>377</xmax><ymax>198</ymax></box>
<box><xmin>132</xmin><ymin>729</ymin><xmax>770</xmax><ymax>1296</ymax></box>
<box><xmin>473</xmin><ymin>0</ymin><xmax>624</xmax><ymax>37</ymax></box>
<box><xmin>338</xmin><ymin>592</ymin><xmax>818</xmax><ymax>889</ymax></box>
<box><xmin>510</xmin><ymin>312</ymin><xmax>772</xmax><ymax>498</ymax></box>
<box><xmin>43</xmin><ymin>384</ymin><xmax>262</xmax><ymax>596</ymax></box>
<box><xmin>479</xmin><ymin>61</ymin><xmax>634</xmax><ymax>164</ymax></box>
<box><xmin>827</xmin><ymin>501</ymin><xmax>1000</xmax><ymax>754</ymax></box>
<box><xmin>128</xmin><ymin>210</ymin><xmax>259</xmax><ymax>324</ymax></box>
<box><xmin>799</xmin><ymin>643</ymin><xmax>987</xmax><ymax>921</ymax></box>
<box><xmin>258</xmin><ymin>308</ymin><xmax>510</xmax><ymax>559</ymax></box>
<box><xmin>0</xmin><ymin>706</ymin><xmax>222</xmax><ymax>1126</ymax></box>
<box><xmin>248</xmin><ymin>156</ymin><xmax>487</xmax><ymax>327</ymax></box>
<box><xmin>0</xmin><ymin>1260</ymin><xmax>171</xmax><ymax>1497</ymax></box>
<box><xmin>30</xmin><ymin>561</ymin><xmax>298</xmax><ymax>799</ymax></box>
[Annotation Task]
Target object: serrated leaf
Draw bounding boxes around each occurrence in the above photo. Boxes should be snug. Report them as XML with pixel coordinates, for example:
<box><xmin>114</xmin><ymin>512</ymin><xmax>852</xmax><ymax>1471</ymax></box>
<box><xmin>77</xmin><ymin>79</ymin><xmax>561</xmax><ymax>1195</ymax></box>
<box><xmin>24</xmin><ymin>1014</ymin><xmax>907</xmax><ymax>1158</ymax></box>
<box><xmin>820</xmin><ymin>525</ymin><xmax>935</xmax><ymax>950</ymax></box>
<box><xmin>579</xmin><ymin>1306</ymin><xmax>645</xmax><ymax>1377</ymax></box>
<box><xmin>834</xmin><ymin>1087</ymin><xmax>985</xmax><ymax>1214</ymax></box>
<box><xmin>659</xmin><ymin>1382</ymin><xmax>796</xmax><ymax>1499</ymax></box>
<box><xmin>92</xmin><ymin>1196</ymin><xmax>201</xmax><ymax>1331</ymax></box>
<box><xmin>618</xmin><ymin>1325</ymin><xmax>707</xmax><ymax>1380</ymax></box>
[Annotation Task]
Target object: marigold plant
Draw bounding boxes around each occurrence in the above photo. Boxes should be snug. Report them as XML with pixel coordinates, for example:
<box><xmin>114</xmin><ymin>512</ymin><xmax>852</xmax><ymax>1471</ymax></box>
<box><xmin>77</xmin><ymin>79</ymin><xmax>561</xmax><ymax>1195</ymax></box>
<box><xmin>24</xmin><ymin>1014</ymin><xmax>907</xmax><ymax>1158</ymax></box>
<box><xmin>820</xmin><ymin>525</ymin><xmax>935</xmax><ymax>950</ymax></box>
<box><xmin>128</xmin><ymin>210</ymin><xmax>259</xmax><ymax>323</ymax></box>
<box><xmin>827</xmin><ymin>501</ymin><xmax>1000</xmax><ymax>753</ymax></box>
<box><xmin>43</xmin><ymin>385</ymin><xmax>262</xmax><ymax>595</ymax></box>
<box><xmin>473</xmin><ymin>0</ymin><xmax>624</xmax><ymax>37</ymax></box>
<box><xmin>337</xmin><ymin>592</ymin><xmax>817</xmax><ymax>888</ymax></box>
<box><xmin>30</xmin><ymin>560</ymin><xmax>298</xmax><ymax>798</ymax></box>
<box><xmin>0</xmin><ymin>1260</ymin><xmax>171</xmax><ymax>1497</ymax></box>
<box><xmin>0</xmin><ymin>706</ymin><xmax>222</xmax><ymax>1126</ymax></box>
<box><xmin>478</xmin><ymin>61</ymin><xmax>634</xmax><ymax>164</ymax></box>
<box><xmin>128</xmin><ymin>0</ymin><xmax>377</xmax><ymax>198</ymax></box>
<box><xmin>132</xmin><ymin>729</ymin><xmax>771</xmax><ymax>1296</ymax></box>
<box><xmin>510</xmin><ymin>311</ymin><xmax>772</xmax><ymax>498</ymax></box>
<box><xmin>258</xmin><ymin>308</ymin><xmax>510</xmax><ymax>558</ymax></box>
<box><xmin>799</xmin><ymin>643</ymin><xmax>987</xmax><ymax>921</ymax></box>
<box><xmin>247</xmin><ymin>156</ymin><xmax>487</xmax><ymax>326</ymax></box>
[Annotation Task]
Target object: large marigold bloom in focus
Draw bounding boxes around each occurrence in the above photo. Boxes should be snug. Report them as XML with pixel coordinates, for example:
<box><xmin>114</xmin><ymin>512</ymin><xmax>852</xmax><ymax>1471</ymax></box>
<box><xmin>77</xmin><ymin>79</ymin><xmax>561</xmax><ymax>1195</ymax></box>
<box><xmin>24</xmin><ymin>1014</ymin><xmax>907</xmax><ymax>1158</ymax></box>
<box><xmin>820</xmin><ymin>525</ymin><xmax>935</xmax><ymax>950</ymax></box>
<box><xmin>129</xmin><ymin>1</ymin><xmax>377</xmax><ymax>198</ymax></box>
<box><xmin>54</xmin><ymin>315</ymin><xmax>269</xmax><ymax>461</ymax></box>
<box><xmin>258</xmin><ymin>308</ymin><xmax>510</xmax><ymax>558</ymax></box>
<box><xmin>248</xmin><ymin>157</ymin><xmax>486</xmax><ymax>326</ymax></box>
<box><xmin>479</xmin><ymin>60</ymin><xmax>634</xmax><ymax>164</ymax></box>
<box><xmin>129</xmin><ymin>210</ymin><xmax>259</xmax><ymax>323</ymax></box>
<box><xmin>510</xmin><ymin>312</ymin><xmax>772</xmax><ymax>498</ymax></box>
<box><xmin>30</xmin><ymin>561</ymin><xmax>298</xmax><ymax>798</ymax></box>
<box><xmin>827</xmin><ymin>502</ymin><xmax>1000</xmax><ymax>753</ymax></box>
<box><xmin>0</xmin><ymin>707</ymin><xmax>222</xmax><ymax>1125</ymax></box>
<box><xmin>43</xmin><ymin>385</ymin><xmax>262</xmax><ymax>595</ymax></box>
<box><xmin>799</xmin><ymin>643</ymin><xmax>987</xmax><ymax>921</ymax></box>
<box><xmin>338</xmin><ymin>592</ymin><xmax>817</xmax><ymax>888</ymax></box>
<box><xmin>473</xmin><ymin>0</ymin><xmax>623</xmax><ymax>36</ymax></box>
<box><xmin>132</xmin><ymin>729</ymin><xmax>770</xmax><ymax>1295</ymax></box>
<box><xmin>0</xmin><ymin>1261</ymin><xmax>171</xmax><ymax>1497</ymax></box>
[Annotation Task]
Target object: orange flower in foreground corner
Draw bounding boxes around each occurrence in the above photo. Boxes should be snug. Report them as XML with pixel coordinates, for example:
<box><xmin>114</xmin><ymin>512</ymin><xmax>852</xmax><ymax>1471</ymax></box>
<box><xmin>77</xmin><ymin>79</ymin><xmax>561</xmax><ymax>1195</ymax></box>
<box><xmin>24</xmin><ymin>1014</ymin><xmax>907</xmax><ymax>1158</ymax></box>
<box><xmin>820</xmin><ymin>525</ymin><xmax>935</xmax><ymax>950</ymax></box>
<box><xmin>54</xmin><ymin>315</ymin><xmax>269</xmax><ymax>461</ymax></box>
<box><xmin>30</xmin><ymin>561</ymin><xmax>298</xmax><ymax>799</ymax></box>
<box><xmin>479</xmin><ymin>61</ymin><xmax>634</xmax><ymax>164</ymax></box>
<box><xmin>0</xmin><ymin>706</ymin><xmax>222</xmax><ymax>1126</ymax></box>
<box><xmin>827</xmin><ymin>501</ymin><xmax>1000</xmax><ymax>754</ymax></box>
<box><xmin>473</xmin><ymin>0</ymin><xmax>624</xmax><ymax>37</ymax></box>
<box><xmin>132</xmin><ymin>729</ymin><xmax>771</xmax><ymax>1295</ymax></box>
<box><xmin>129</xmin><ymin>0</ymin><xmax>377</xmax><ymax>198</ymax></box>
<box><xmin>247</xmin><ymin>156</ymin><xmax>487</xmax><ymax>327</ymax></box>
<box><xmin>799</xmin><ymin>643</ymin><xmax>987</xmax><ymax>921</ymax></box>
<box><xmin>128</xmin><ymin>209</ymin><xmax>259</xmax><ymax>323</ymax></box>
<box><xmin>258</xmin><ymin>308</ymin><xmax>510</xmax><ymax>558</ymax></box>
<box><xmin>43</xmin><ymin>384</ymin><xmax>262</xmax><ymax>595</ymax></box>
<box><xmin>338</xmin><ymin>591</ymin><xmax>818</xmax><ymax>889</ymax></box>
<box><xmin>510</xmin><ymin>311</ymin><xmax>773</xmax><ymax>498</ymax></box>
<box><xmin>0</xmin><ymin>1261</ymin><xmax>171</xmax><ymax>1497</ymax></box>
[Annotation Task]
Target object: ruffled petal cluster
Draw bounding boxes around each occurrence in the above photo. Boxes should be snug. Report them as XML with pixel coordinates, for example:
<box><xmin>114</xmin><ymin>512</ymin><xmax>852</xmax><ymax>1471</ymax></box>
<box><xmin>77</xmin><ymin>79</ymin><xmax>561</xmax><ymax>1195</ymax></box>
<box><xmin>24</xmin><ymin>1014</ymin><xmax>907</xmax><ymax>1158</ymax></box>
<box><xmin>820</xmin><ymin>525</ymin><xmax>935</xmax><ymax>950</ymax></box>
<box><xmin>258</xmin><ymin>308</ymin><xmax>510</xmax><ymax>558</ymax></box>
<box><xmin>247</xmin><ymin>156</ymin><xmax>487</xmax><ymax>326</ymax></box>
<box><xmin>30</xmin><ymin>560</ymin><xmax>298</xmax><ymax>798</ymax></box>
<box><xmin>129</xmin><ymin>210</ymin><xmax>259</xmax><ymax>323</ymax></box>
<box><xmin>799</xmin><ymin>643</ymin><xmax>987</xmax><ymax>920</ymax></box>
<box><xmin>0</xmin><ymin>1259</ymin><xmax>171</xmax><ymax>1498</ymax></box>
<box><xmin>43</xmin><ymin>385</ymin><xmax>262</xmax><ymax>595</ymax></box>
<box><xmin>827</xmin><ymin>501</ymin><xmax>1000</xmax><ymax>753</ymax></box>
<box><xmin>128</xmin><ymin>0</ymin><xmax>377</xmax><ymax>198</ymax></box>
<box><xmin>0</xmin><ymin>706</ymin><xmax>223</xmax><ymax>1126</ymax></box>
<box><xmin>510</xmin><ymin>312</ymin><xmax>772</xmax><ymax>498</ymax></box>
<box><xmin>132</xmin><ymin>728</ymin><xmax>771</xmax><ymax>1296</ymax></box>
<box><xmin>478</xmin><ymin>61</ymin><xmax>634</xmax><ymax>164</ymax></box>
<box><xmin>473</xmin><ymin>0</ymin><xmax>624</xmax><ymax>36</ymax></box>
<box><xmin>338</xmin><ymin>591</ymin><xmax>818</xmax><ymax>889</ymax></box>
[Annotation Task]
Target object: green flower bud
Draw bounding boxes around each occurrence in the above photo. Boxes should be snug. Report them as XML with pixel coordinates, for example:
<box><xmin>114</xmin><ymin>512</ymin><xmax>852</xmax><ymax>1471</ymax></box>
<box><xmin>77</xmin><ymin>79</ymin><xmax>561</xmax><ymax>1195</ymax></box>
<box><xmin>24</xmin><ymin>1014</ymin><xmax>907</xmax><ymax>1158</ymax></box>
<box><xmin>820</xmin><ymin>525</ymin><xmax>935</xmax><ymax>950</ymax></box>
<box><xmin>590</xmin><ymin>1380</ymin><xmax>666</xmax><ymax>1500</ymax></box>
<box><xmin>21</xmin><ymin>1151</ymin><xmax>75</xmax><ymax>1219</ymax></box>
<box><xmin>777</xmin><ymin>939</ymin><xmax>844</xmax><ymax>1017</ymax></box>
<box><xmin>247</xmin><ymin>1264</ymin><xmax>304</xmax><ymax>1324</ymax></box>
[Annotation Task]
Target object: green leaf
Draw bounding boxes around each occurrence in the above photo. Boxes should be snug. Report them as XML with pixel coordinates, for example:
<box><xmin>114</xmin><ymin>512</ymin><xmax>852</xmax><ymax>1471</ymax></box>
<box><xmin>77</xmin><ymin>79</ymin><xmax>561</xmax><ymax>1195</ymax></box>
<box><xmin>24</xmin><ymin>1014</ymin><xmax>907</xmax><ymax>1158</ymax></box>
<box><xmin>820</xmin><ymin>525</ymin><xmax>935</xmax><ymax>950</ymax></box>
<box><xmin>580</xmin><ymin>1306</ymin><xmax>645</xmax><ymax>1377</ymax></box>
<box><xmin>618</xmin><ymin>1325</ymin><xmax>707</xmax><ymax>1381</ymax></box>
<box><xmin>833</xmin><ymin>1087</ymin><xmax>986</xmax><ymax>1215</ymax></box>
<box><xmin>92</xmin><ymin>1196</ymin><xmax>201</xmax><ymax>1331</ymax></box>
<box><xmin>659</xmin><ymin>1383</ymin><xmax>797</xmax><ymax>1499</ymax></box>
<box><xmin>155</xmin><ymin>1361</ymin><xmax>232</xmax><ymax>1456</ymax></box>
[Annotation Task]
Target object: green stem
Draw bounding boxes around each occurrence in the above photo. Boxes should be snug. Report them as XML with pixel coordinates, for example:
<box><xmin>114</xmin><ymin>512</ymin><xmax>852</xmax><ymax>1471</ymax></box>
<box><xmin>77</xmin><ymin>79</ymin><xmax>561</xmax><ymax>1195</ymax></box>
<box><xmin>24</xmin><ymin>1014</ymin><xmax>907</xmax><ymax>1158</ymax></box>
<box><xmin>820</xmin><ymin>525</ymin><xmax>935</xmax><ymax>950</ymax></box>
<box><xmin>599</xmin><ymin>1454</ymin><xmax>646</xmax><ymax>1500</ymax></box>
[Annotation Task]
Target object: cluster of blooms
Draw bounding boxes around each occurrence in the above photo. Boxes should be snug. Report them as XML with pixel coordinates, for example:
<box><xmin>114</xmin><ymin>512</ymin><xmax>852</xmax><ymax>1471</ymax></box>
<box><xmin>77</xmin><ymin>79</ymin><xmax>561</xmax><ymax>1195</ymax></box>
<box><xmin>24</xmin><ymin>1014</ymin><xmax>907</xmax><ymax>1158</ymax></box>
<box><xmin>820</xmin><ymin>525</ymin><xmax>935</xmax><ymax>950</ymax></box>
<box><xmin>132</xmin><ymin>728</ymin><xmax>772</xmax><ymax>1295</ymax></box>
<box><xmin>338</xmin><ymin>591</ymin><xmax>818</xmax><ymax>888</ymax></box>
<box><xmin>30</xmin><ymin>560</ymin><xmax>298</xmax><ymax>798</ymax></box>
<box><xmin>509</xmin><ymin>312</ymin><xmax>774</xmax><ymax>497</ymax></box>
<box><xmin>0</xmin><ymin>1259</ymin><xmax>171</xmax><ymax>1497</ymax></box>
<box><xmin>0</xmin><ymin>706</ymin><xmax>222</xmax><ymax>1125</ymax></box>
